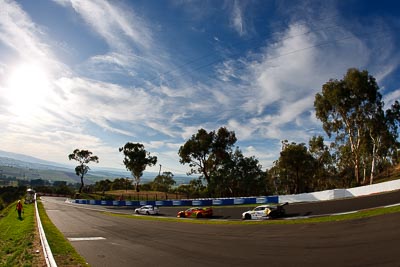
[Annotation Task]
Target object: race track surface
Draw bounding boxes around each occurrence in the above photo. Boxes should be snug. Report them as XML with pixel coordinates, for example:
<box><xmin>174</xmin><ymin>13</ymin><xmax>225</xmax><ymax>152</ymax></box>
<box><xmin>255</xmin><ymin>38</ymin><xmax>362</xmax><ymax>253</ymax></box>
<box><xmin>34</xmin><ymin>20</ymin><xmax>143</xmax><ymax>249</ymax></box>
<box><xmin>41</xmin><ymin>190</ymin><xmax>400</xmax><ymax>267</ymax></box>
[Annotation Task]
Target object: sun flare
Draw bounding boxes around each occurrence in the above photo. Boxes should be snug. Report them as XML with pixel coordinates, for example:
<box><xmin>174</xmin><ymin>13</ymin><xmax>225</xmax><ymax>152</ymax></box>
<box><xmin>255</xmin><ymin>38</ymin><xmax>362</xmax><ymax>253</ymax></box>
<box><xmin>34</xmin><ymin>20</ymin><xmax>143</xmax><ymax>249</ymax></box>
<box><xmin>5</xmin><ymin>63</ymin><xmax>51</xmax><ymax>116</ymax></box>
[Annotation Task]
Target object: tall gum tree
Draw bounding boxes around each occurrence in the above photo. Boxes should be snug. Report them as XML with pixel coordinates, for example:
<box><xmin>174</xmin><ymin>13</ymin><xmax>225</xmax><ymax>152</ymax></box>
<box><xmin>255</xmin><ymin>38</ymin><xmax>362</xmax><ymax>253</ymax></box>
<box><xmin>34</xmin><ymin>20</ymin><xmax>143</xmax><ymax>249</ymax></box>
<box><xmin>367</xmin><ymin>100</ymin><xmax>400</xmax><ymax>184</ymax></box>
<box><xmin>119</xmin><ymin>142</ymin><xmax>157</xmax><ymax>192</ymax></box>
<box><xmin>178</xmin><ymin>127</ymin><xmax>237</xmax><ymax>185</ymax></box>
<box><xmin>314</xmin><ymin>68</ymin><xmax>382</xmax><ymax>185</ymax></box>
<box><xmin>277</xmin><ymin>141</ymin><xmax>316</xmax><ymax>194</ymax></box>
<box><xmin>68</xmin><ymin>149</ymin><xmax>99</xmax><ymax>193</ymax></box>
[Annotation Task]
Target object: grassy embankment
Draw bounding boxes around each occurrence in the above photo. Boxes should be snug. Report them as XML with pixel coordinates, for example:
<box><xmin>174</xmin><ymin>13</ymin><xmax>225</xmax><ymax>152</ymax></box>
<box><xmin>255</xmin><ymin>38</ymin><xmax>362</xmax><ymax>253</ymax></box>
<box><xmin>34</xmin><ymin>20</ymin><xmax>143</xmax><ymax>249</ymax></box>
<box><xmin>0</xmin><ymin>200</ymin><xmax>87</xmax><ymax>267</ymax></box>
<box><xmin>0</xmin><ymin>201</ymin><xmax>40</xmax><ymax>266</ymax></box>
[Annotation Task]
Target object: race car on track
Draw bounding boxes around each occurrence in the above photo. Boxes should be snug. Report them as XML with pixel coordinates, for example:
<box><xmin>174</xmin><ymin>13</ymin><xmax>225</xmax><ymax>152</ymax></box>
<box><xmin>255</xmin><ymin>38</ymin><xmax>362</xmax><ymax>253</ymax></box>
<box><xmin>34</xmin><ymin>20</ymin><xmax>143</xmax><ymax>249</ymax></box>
<box><xmin>134</xmin><ymin>205</ymin><xmax>159</xmax><ymax>215</ymax></box>
<box><xmin>242</xmin><ymin>202</ymin><xmax>288</xmax><ymax>220</ymax></box>
<box><xmin>177</xmin><ymin>207</ymin><xmax>213</xmax><ymax>218</ymax></box>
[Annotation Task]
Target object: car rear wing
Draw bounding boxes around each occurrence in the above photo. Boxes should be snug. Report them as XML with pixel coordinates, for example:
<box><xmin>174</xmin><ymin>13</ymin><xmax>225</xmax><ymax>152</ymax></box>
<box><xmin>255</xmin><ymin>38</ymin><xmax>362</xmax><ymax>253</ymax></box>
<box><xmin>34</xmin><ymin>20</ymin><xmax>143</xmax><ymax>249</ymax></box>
<box><xmin>278</xmin><ymin>202</ymin><xmax>289</xmax><ymax>207</ymax></box>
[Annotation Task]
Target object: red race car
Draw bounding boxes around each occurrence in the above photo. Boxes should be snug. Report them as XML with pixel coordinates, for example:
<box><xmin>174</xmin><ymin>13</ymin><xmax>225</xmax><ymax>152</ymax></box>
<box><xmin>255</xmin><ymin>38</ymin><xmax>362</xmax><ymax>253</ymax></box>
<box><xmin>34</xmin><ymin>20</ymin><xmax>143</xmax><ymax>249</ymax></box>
<box><xmin>177</xmin><ymin>207</ymin><xmax>213</xmax><ymax>218</ymax></box>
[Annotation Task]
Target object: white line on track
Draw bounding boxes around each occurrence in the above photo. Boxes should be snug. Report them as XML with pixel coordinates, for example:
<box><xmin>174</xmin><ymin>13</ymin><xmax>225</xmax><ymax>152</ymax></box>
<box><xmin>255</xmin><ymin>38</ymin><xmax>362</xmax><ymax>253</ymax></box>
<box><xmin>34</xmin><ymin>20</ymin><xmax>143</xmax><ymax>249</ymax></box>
<box><xmin>384</xmin><ymin>203</ymin><xmax>400</xmax><ymax>208</ymax></box>
<box><xmin>68</xmin><ymin>237</ymin><xmax>106</xmax><ymax>241</ymax></box>
<box><xmin>330</xmin><ymin>211</ymin><xmax>358</xmax><ymax>216</ymax></box>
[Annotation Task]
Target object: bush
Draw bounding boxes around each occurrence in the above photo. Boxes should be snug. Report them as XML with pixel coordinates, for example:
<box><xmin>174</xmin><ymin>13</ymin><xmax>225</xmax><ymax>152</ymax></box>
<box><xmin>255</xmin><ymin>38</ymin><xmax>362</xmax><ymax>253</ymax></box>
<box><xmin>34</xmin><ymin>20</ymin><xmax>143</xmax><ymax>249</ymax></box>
<box><xmin>0</xmin><ymin>186</ymin><xmax>26</xmax><ymax>209</ymax></box>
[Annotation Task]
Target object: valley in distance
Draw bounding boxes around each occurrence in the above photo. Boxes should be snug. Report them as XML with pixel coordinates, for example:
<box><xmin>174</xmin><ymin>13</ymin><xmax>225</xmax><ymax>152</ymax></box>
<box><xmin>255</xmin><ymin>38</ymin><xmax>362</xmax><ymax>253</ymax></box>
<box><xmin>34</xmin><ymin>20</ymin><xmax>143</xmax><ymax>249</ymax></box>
<box><xmin>0</xmin><ymin>150</ymin><xmax>193</xmax><ymax>186</ymax></box>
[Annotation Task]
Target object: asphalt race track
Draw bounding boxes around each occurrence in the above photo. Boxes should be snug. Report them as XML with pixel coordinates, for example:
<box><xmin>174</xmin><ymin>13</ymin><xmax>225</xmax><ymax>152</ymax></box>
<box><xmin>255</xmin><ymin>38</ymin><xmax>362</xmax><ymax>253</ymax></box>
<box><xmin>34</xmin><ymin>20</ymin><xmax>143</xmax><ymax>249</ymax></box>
<box><xmin>41</xmin><ymin>190</ymin><xmax>400</xmax><ymax>267</ymax></box>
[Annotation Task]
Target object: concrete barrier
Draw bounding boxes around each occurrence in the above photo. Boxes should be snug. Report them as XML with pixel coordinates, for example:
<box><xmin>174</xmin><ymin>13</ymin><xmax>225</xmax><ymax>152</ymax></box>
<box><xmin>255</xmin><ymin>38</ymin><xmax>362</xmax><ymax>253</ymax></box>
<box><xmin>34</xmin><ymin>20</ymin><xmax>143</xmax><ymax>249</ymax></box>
<box><xmin>346</xmin><ymin>179</ymin><xmax>400</xmax><ymax>197</ymax></box>
<box><xmin>280</xmin><ymin>179</ymin><xmax>400</xmax><ymax>203</ymax></box>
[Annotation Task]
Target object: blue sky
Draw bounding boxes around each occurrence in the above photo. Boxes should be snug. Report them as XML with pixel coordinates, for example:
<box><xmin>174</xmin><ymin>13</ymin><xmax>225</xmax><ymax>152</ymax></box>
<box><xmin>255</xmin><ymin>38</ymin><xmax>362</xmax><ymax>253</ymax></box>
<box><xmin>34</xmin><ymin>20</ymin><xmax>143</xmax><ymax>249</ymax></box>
<box><xmin>0</xmin><ymin>0</ymin><xmax>399</xmax><ymax>175</ymax></box>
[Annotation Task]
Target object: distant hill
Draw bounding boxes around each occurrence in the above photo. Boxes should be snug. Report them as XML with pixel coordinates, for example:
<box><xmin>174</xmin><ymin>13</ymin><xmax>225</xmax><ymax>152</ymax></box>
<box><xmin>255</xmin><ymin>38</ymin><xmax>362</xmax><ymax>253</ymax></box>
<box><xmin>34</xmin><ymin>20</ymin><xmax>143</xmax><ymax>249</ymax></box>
<box><xmin>0</xmin><ymin>150</ymin><xmax>194</xmax><ymax>185</ymax></box>
<box><xmin>0</xmin><ymin>150</ymin><xmax>67</xmax><ymax>168</ymax></box>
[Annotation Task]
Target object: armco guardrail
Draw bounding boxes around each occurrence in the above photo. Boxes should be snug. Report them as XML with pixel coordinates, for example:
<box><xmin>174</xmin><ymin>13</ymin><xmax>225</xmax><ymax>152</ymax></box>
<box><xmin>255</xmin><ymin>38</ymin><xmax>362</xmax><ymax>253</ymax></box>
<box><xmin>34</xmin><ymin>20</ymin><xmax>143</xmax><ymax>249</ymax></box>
<box><xmin>35</xmin><ymin>194</ymin><xmax>57</xmax><ymax>267</ymax></box>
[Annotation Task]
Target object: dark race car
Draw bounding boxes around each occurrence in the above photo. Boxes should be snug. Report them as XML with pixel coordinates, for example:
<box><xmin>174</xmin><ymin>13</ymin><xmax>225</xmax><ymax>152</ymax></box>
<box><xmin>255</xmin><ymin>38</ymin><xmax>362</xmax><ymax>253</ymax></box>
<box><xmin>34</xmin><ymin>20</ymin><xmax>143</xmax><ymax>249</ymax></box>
<box><xmin>177</xmin><ymin>207</ymin><xmax>213</xmax><ymax>218</ymax></box>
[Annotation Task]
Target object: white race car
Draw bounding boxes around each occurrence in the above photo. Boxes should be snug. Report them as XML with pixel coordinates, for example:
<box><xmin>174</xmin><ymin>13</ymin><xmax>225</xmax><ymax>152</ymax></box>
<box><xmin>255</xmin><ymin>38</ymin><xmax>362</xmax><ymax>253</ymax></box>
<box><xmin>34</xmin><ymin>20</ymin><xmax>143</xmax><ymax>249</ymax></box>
<box><xmin>134</xmin><ymin>205</ymin><xmax>159</xmax><ymax>215</ymax></box>
<box><xmin>242</xmin><ymin>203</ymin><xmax>288</xmax><ymax>220</ymax></box>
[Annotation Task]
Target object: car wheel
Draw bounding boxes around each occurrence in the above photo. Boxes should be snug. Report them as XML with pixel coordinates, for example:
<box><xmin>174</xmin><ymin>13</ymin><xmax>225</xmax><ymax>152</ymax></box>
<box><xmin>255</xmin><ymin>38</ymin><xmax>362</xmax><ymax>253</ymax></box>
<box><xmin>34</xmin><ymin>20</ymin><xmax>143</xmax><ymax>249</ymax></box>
<box><xmin>146</xmin><ymin>211</ymin><xmax>150</xmax><ymax>215</ymax></box>
<box><xmin>244</xmin><ymin>213</ymin><xmax>251</xmax><ymax>220</ymax></box>
<box><xmin>196</xmin><ymin>213</ymin><xmax>203</xmax><ymax>218</ymax></box>
<box><xmin>135</xmin><ymin>210</ymin><xmax>139</xmax><ymax>214</ymax></box>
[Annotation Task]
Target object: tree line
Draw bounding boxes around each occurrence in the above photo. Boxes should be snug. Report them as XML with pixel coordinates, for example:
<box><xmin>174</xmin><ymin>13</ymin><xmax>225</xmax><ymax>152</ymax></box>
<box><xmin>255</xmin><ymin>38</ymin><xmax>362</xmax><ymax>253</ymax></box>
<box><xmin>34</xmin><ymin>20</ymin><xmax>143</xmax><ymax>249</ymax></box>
<box><xmin>70</xmin><ymin>68</ymin><xmax>400</xmax><ymax>197</ymax></box>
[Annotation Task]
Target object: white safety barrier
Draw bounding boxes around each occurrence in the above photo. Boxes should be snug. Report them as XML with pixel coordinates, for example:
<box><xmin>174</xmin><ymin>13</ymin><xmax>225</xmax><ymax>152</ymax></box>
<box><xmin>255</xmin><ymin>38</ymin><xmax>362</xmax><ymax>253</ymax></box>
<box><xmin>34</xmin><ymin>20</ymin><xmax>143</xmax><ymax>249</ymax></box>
<box><xmin>35</xmin><ymin>194</ymin><xmax>58</xmax><ymax>267</ymax></box>
<box><xmin>279</xmin><ymin>179</ymin><xmax>400</xmax><ymax>203</ymax></box>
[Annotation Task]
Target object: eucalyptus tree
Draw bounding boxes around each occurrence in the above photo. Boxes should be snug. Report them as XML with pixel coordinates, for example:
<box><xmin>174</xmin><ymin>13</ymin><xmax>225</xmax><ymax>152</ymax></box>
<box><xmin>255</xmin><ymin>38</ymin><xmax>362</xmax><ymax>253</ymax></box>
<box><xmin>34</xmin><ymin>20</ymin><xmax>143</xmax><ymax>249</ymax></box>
<box><xmin>385</xmin><ymin>101</ymin><xmax>400</xmax><ymax>162</ymax></box>
<box><xmin>211</xmin><ymin>148</ymin><xmax>265</xmax><ymax>197</ymax></box>
<box><xmin>94</xmin><ymin>179</ymin><xmax>112</xmax><ymax>193</ymax></box>
<box><xmin>178</xmin><ymin>127</ymin><xmax>237</xmax><ymax>185</ymax></box>
<box><xmin>152</xmin><ymin>171</ymin><xmax>176</xmax><ymax>192</ymax></box>
<box><xmin>277</xmin><ymin>141</ymin><xmax>316</xmax><ymax>194</ymax></box>
<box><xmin>68</xmin><ymin>149</ymin><xmax>99</xmax><ymax>193</ymax></box>
<box><xmin>308</xmin><ymin>135</ymin><xmax>335</xmax><ymax>189</ymax></box>
<box><xmin>366</xmin><ymin>100</ymin><xmax>400</xmax><ymax>184</ymax></box>
<box><xmin>314</xmin><ymin>68</ymin><xmax>383</xmax><ymax>185</ymax></box>
<box><xmin>176</xmin><ymin>178</ymin><xmax>206</xmax><ymax>198</ymax></box>
<box><xmin>119</xmin><ymin>142</ymin><xmax>157</xmax><ymax>192</ymax></box>
<box><xmin>233</xmin><ymin>151</ymin><xmax>265</xmax><ymax>196</ymax></box>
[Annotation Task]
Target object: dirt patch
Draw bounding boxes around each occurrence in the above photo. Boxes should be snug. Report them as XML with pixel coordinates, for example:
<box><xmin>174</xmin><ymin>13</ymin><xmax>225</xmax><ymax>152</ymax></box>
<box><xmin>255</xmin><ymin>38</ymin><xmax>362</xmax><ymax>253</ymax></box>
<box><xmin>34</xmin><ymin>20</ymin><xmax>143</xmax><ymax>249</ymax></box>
<box><xmin>395</xmin><ymin>163</ymin><xmax>400</xmax><ymax>171</ymax></box>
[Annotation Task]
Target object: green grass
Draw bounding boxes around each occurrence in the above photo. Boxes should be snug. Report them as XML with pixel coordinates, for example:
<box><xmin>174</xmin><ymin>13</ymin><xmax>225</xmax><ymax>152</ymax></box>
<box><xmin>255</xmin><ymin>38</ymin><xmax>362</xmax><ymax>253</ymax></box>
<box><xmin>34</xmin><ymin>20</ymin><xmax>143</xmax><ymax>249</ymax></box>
<box><xmin>0</xmin><ymin>200</ymin><xmax>38</xmax><ymax>267</ymax></box>
<box><xmin>37</xmin><ymin>201</ymin><xmax>88</xmax><ymax>266</ymax></box>
<box><xmin>0</xmin><ymin>199</ymin><xmax>89</xmax><ymax>267</ymax></box>
<box><xmin>104</xmin><ymin>204</ymin><xmax>400</xmax><ymax>225</ymax></box>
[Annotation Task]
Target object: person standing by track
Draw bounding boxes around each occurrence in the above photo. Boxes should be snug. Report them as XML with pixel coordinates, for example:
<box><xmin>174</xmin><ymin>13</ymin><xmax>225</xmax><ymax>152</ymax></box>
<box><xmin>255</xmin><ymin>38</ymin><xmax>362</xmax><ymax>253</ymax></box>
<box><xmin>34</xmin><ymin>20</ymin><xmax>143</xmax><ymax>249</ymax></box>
<box><xmin>16</xmin><ymin>200</ymin><xmax>23</xmax><ymax>219</ymax></box>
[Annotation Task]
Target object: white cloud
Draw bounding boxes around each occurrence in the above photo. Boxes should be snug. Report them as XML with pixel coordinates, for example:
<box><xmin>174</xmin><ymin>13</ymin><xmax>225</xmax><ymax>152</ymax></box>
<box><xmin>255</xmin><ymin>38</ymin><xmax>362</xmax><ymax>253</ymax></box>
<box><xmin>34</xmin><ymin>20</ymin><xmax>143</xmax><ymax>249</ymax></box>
<box><xmin>0</xmin><ymin>0</ymin><xmax>46</xmax><ymax>59</ymax></box>
<box><xmin>242</xmin><ymin>145</ymin><xmax>278</xmax><ymax>169</ymax></box>
<box><xmin>54</xmin><ymin>77</ymin><xmax>165</xmax><ymax>132</ymax></box>
<box><xmin>88</xmin><ymin>52</ymin><xmax>140</xmax><ymax>71</ymax></box>
<box><xmin>227</xmin><ymin>119</ymin><xmax>255</xmax><ymax>140</ymax></box>
<box><xmin>0</xmin><ymin>0</ymin><xmax>67</xmax><ymax>75</ymax></box>
<box><xmin>53</xmin><ymin>0</ymin><xmax>170</xmax><ymax>88</ymax></box>
<box><xmin>55</xmin><ymin>0</ymin><xmax>152</xmax><ymax>51</ymax></box>
<box><xmin>231</xmin><ymin>1</ymin><xmax>245</xmax><ymax>36</ymax></box>
<box><xmin>383</xmin><ymin>89</ymin><xmax>400</xmax><ymax>107</ymax></box>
